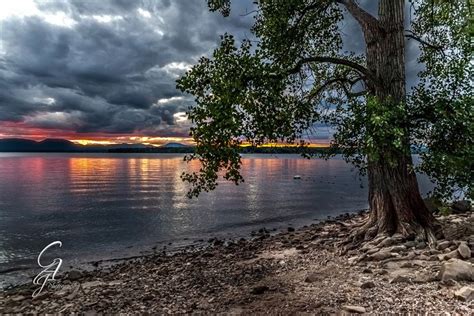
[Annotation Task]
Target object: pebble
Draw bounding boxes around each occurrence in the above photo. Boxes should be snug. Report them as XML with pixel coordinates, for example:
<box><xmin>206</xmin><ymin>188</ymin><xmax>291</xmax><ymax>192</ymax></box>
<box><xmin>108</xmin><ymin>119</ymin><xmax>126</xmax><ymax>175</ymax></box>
<box><xmin>389</xmin><ymin>245</ymin><xmax>407</xmax><ymax>253</ymax></box>
<box><xmin>342</xmin><ymin>305</ymin><xmax>366</xmax><ymax>313</ymax></box>
<box><xmin>437</xmin><ymin>241</ymin><xmax>451</xmax><ymax>251</ymax></box>
<box><xmin>379</xmin><ymin>237</ymin><xmax>397</xmax><ymax>248</ymax></box>
<box><xmin>438</xmin><ymin>249</ymin><xmax>460</xmax><ymax>261</ymax></box>
<box><xmin>304</xmin><ymin>272</ymin><xmax>321</xmax><ymax>283</ymax></box>
<box><xmin>366</xmin><ymin>248</ymin><xmax>380</xmax><ymax>255</ymax></box>
<box><xmin>67</xmin><ymin>270</ymin><xmax>83</xmax><ymax>281</ymax></box>
<box><xmin>251</xmin><ymin>285</ymin><xmax>269</xmax><ymax>295</ymax></box>
<box><xmin>360</xmin><ymin>281</ymin><xmax>376</xmax><ymax>289</ymax></box>
<box><xmin>389</xmin><ymin>275</ymin><xmax>410</xmax><ymax>284</ymax></box>
<box><xmin>10</xmin><ymin>295</ymin><xmax>26</xmax><ymax>302</ymax></box>
<box><xmin>2</xmin><ymin>210</ymin><xmax>473</xmax><ymax>314</ymax></box>
<box><xmin>454</xmin><ymin>286</ymin><xmax>474</xmax><ymax>302</ymax></box>
<box><xmin>370</xmin><ymin>251</ymin><xmax>393</xmax><ymax>261</ymax></box>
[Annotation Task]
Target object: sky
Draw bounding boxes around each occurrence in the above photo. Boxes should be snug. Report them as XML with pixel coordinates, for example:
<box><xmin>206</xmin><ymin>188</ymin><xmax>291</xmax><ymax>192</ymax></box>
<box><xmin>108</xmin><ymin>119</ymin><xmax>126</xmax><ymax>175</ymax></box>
<box><xmin>0</xmin><ymin>0</ymin><xmax>421</xmax><ymax>146</ymax></box>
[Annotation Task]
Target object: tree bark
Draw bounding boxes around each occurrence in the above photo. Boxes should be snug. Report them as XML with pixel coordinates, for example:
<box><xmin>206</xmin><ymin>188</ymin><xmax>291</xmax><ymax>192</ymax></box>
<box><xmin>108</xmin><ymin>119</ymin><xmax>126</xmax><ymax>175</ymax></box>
<box><xmin>349</xmin><ymin>0</ymin><xmax>442</xmax><ymax>245</ymax></box>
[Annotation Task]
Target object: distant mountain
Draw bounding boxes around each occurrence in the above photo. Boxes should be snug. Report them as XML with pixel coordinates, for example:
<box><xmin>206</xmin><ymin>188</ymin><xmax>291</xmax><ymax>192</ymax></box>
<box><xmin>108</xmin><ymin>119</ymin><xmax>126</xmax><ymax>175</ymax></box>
<box><xmin>38</xmin><ymin>138</ymin><xmax>77</xmax><ymax>151</ymax></box>
<box><xmin>162</xmin><ymin>142</ymin><xmax>188</xmax><ymax>148</ymax></box>
<box><xmin>0</xmin><ymin>138</ymin><xmax>152</xmax><ymax>152</ymax></box>
<box><xmin>0</xmin><ymin>138</ymin><xmax>38</xmax><ymax>151</ymax></box>
<box><xmin>0</xmin><ymin>138</ymin><xmax>78</xmax><ymax>152</ymax></box>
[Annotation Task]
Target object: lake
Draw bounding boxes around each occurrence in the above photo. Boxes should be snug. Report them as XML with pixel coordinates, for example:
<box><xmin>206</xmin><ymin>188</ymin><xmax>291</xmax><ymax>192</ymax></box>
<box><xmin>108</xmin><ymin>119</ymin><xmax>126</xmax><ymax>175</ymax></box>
<box><xmin>0</xmin><ymin>153</ymin><xmax>433</xmax><ymax>287</ymax></box>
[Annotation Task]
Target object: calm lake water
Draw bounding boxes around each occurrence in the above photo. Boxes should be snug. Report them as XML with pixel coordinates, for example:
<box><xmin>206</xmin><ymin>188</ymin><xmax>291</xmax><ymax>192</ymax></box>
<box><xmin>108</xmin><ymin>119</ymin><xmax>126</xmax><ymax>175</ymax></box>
<box><xmin>0</xmin><ymin>153</ymin><xmax>433</xmax><ymax>287</ymax></box>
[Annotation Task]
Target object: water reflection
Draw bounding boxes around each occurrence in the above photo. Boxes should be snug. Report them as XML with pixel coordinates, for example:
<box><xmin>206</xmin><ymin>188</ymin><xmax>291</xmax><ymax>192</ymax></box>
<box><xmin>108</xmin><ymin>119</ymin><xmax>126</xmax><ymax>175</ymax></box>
<box><xmin>0</xmin><ymin>153</ymin><xmax>433</xmax><ymax>280</ymax></box>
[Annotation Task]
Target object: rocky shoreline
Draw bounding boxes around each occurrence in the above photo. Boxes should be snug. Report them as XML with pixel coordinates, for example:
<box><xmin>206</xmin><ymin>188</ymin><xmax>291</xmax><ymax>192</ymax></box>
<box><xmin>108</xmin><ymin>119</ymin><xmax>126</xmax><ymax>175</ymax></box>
<box><xmin>1</xmin><ymin>208</ymin><xmax>473</xmax><ymax>314</ymax></box>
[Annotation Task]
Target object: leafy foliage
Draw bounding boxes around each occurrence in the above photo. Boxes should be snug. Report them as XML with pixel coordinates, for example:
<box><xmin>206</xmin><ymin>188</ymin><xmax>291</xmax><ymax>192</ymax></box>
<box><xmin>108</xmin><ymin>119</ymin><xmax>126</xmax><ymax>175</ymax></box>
<box><xmin>207</xmin><ymin>0</ymin><xmax>231</xmax><ymax>17</ymax></box>
<box><xmin>409</xmin><ymin>0</ymin><xmax>473</xmax><ymax>199</ymax></box>
<box><xmin>177</xmin><ymin>0</ymin><xmax>472</xmax><ymax>199</ymax></box>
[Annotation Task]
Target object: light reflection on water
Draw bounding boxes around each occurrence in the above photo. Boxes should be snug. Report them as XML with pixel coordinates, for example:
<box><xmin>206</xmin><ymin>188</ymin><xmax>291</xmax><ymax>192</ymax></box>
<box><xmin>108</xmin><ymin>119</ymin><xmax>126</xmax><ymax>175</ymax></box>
<box><xmin>0</xmin><ymin>153</ymin><xmax>433</xmax><ymax>284</ymax></box>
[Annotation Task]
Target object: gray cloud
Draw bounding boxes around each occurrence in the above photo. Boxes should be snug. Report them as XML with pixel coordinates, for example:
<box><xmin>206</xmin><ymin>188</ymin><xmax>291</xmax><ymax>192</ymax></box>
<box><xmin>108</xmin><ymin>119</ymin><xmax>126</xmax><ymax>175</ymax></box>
<box><xmin>0</xmin><ymin>0</ymin><xmax>423</xmax><ymax>141</ymax></box>
<box><xmin>0</xmin><ymin>0</ymin><xmax>254</xmax><ymax>137</ymax></box>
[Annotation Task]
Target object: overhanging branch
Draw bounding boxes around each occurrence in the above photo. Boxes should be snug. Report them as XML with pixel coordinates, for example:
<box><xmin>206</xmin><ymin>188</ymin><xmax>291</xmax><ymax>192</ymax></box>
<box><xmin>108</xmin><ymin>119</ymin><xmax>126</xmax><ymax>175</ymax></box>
<box><xmin>306</xmin><ymin>76</ymin><xmax>366</xmax><ymax>100</ymax></box>
<box><xmin>289</xmin><ymin>56</ymin><xmax>371</xmax><ymax>78</ymax></box>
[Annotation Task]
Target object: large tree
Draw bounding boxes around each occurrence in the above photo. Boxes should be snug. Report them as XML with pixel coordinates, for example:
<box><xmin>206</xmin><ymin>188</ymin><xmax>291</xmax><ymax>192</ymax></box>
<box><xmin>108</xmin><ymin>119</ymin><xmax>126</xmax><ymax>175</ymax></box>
<box><xmin>177</xmin><ymin>0</ymin><xmax>472</xmax><ymax>247</ymax></box>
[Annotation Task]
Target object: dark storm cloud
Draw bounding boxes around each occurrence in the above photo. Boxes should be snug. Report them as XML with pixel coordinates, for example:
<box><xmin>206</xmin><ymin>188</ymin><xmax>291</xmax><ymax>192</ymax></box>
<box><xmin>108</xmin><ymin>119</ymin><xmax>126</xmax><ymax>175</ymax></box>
<box><xmin>0</xmin><ymin>0</ymin><xmax>254</xmax><ymax>136</ymax></box>
<box><xmin>0</xmin><ymin>0</ymin><xmax>422</xmax><ymax>139</ymax></box>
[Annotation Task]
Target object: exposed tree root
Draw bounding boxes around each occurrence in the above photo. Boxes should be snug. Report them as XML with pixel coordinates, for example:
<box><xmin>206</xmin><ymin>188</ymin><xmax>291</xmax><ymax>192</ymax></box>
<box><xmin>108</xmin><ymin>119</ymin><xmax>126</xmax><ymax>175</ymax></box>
<box><xmin>339</xmin><ymin>221</ymin><xmax>378</xmax><ymax>253</ymax></box>
<box><xmin>339</xmin><ymin>215</ymin><xmax>444</xmax><ymax>254</ymax></box>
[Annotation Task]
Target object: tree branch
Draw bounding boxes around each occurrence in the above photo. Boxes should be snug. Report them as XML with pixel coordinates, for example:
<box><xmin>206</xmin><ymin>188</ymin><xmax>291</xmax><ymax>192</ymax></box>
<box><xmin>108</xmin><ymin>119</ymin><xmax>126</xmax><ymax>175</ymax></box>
<box><xmin>405</xmin><ymin>31</ymin><xmax>444</xmax><ymax>51</ymax></box>
<box><xmin>342</xmin><ymin>86</ymin><xmax>367</xmax><ymax>98</ymax></box>
<box><xmin>294</xmin><ymin>1</ymin><xmax>330</xmax><ymax>28</ymax></box>
<box><xmin>336</xmin><ymin>0</ymin><xmax>380</xmax><ymax>31</ymax></box>
<box><xmin>289</xmin><ymin>56</ymin><xmax>371</xmax><ymax>78</ymax></box>
<box><xmin>307</xmin><ymin>76</ymin><xmax>366</xmax><ymax>100</ymax></box>
<box><xmin>307</xmin><ymin>78</ymin><xmax>344</xmax><ymax>100</ymax></box>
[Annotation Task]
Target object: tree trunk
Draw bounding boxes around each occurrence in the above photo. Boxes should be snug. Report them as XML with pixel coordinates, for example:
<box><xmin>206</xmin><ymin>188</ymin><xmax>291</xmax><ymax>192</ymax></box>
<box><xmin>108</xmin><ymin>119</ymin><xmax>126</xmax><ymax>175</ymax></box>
<box><xmin>353</xmin><ymin>0</ymin><xmax>442</xmax><ymax>245</ymax></box>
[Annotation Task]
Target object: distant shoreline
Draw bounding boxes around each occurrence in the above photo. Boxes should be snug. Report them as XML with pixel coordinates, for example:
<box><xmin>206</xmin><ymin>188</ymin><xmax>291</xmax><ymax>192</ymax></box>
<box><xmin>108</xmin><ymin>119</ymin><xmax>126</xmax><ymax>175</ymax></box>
<box><xmin>0</xmin><ymin>138</ymin><xmax>427</xmax><ymax>154</ymax></box>
<box><xmin>0</xmin><ymin>147</ymin><xmax>335</xmax><ymax>154</ymax></box>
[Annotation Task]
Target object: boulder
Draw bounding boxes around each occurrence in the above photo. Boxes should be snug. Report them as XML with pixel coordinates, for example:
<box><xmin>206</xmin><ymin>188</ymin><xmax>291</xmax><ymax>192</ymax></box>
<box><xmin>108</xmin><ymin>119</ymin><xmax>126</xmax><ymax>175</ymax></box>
<box><xmin>451</xmin><ymin>200</ymin><xmax>471</xmax><ymax>214</ymax></box>
<box><xmin>438</xmin><ymin>259</ymin><xmax>474</xmax><ymax>282</ymax></box>
<box><xmin>457</xmin><ymin>242</ymin><xmax>471</xmax><ymax>259</ymax></box>
<box><xmin>454</xmin><ymin>286</ymin><xmax>474</xmax><ymax>302</ymax></box>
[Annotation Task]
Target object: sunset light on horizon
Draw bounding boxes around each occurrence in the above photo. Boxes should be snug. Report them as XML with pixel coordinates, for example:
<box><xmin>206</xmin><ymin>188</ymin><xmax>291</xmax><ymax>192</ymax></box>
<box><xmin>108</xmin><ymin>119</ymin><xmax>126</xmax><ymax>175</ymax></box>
<box><xmin>0</xmin><ymin>119</ymin><xmax>330</xmax><ymax>147</ymax></box>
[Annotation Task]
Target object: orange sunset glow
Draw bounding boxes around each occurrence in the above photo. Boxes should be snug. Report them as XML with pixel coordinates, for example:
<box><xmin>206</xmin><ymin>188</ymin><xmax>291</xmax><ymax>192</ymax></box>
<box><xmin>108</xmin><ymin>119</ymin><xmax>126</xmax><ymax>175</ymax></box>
<box><xmin>0</xmin><ymin>121</ymin><xmax>195</xmax><ymax>146</ymax></box>
<box><xmin>0</xmin><ymin>121</ymin><xmax>330</xmax><ymax>147</ymax></box>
